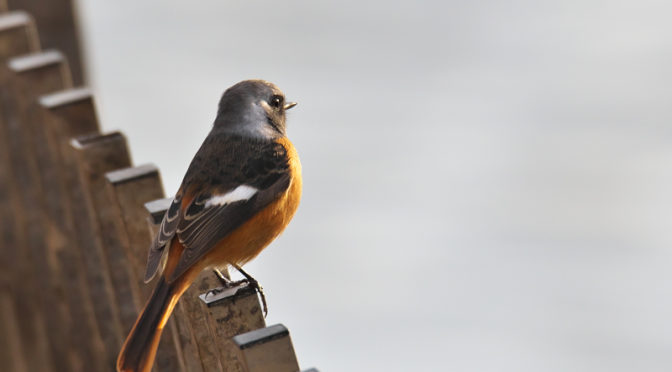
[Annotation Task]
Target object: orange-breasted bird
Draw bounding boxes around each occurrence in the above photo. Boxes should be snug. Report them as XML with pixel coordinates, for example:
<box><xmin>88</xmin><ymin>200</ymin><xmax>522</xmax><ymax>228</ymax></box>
<box><xmin>116</xmin><ymin>80</ymin><xmax>302</xmax><ymax>372</ymax></box>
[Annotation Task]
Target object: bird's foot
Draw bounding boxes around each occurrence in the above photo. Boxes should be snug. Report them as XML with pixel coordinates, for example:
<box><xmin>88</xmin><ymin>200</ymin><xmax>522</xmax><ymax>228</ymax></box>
<box><xmin>231</xmin><ymin>264</ymin><xmax>268</xmax><ymax>318</ymax></box>
<box><xmin>205</xmin><ymin>268</ymin><xmax>239</xmax><ymax>297</ymax></box>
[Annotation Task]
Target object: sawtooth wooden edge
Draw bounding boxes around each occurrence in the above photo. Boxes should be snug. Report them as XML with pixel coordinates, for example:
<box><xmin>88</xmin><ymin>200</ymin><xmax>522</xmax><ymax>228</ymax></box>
<box><xmin>6</xmin><ymin>0</ymin><xmax>84</xmax><ymax>84</ymax></box>
<box><xmin>3</xmin><ymin>48</ymin><xmax>71</xmax><ymax>372</ymax></box>
<box><xmin>105</xmin><ymin>164</ymin><xmax>185</xmax><ymax>372</ymax></box>
<box><xmin>37</xmin><ymin>86</ymin><xmax>105</xmax><ymax>372</ymax></box>
<box><xmin>68</xmin><ymin>132</ymin><xmax>132</xmax><ymax>369</ymax></box>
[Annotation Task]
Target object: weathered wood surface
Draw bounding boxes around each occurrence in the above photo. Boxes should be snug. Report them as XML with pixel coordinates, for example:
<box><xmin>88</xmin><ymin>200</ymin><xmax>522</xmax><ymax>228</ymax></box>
<box><xmin>105</xmin><ymin>164</ymin><xmax>184</xmax><ymax>372</ymax></box>
<box><xmin>0</xmin><ymin>11</ymin><xmax>39</xmax><ymax>372</ymax></box>
<box><xmin>68</xmin><ymin>132</ymin><xmax>134</xmax><ymax>369</ymax></box>
<box><xmin>200</xmin><ymin>283</ymin><xmax>267</xmax><ymax>372</ymax></box>
<box><xmin>7</xmin><ymin>0</ymin><xmax>83</xmax><ymax>84</ymax></box>
<box><xmin>38</xmin><ymin>87</ymin><xmax>105</xmax><ymax>372</ymax></box>
<box><xmin>106</xmin><ymin>164</ymin><xmax>165</xmax><ymax>301</ymax></box>
<box><xmin>232</xmin><ymin>324</ymin><xmax>300</xmax><ymax>372</ymax></box>
<box><xmin>4</xmin><ymin>49</ymin><xmax>72</xmax><ymax>372</ymax></box>
<box><xmin>73</xmin><ymin>133</ymin><xmax>141</xmax><ymax>333</ymax></box>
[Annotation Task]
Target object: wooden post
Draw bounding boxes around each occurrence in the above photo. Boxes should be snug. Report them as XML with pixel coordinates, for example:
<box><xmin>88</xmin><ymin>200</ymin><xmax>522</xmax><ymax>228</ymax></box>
<box><xmin>0</xmin><ymin>11</ymin><xmax>39</xmax><ymax>372</ymax></box>
<box><xmin>184</xmin><ymin>273</ymin><xmax>228</xmax><ymax>371</ymax></box>
<box><xmin>3</xmin><ymin>49</ymin><xmax>72</xmax><ymax>372</ymax></box>
<box><xmin>105</xmin><ymin>164</ymin><xmax>184</xmax><ymax>372</ymax></box>
<box><xmin>26</xmin><ymin>88</ymin><xmax>99</xmax><ymax>372</ymax></box>
<box><xmin>0</xmin><ymin>11</ymin><xmax>39</xmax><ymax>61</ymax></box>
<box><xmin>68</xmin><ymin>132</ymin><xmax>139</xmax><ymax>369</ymax></box>
<box><xmin>0</xmin><ymin>292</ymin><xmax>25</xmax><ymax>372</ymax></box>
<box><xmin>38</xmin><ymin>87</ymin><xmax>106</xmax><ymax>372</ymax></box>
<box><xmin>199</xmin><ymin>283</ymin><xmax>266</xmax><ymax>372</ymax></box>
<box><xmin>72</xmin><ymin>135</ymin><xmax>143</xmax><ymax>332</ymax></box>
<box><xmin>232</xmin><ymin>324</ymin><xmax>301</xmax><ymax>372</ymax></box>
<box><xmin>105</xmin><ymin>164</ymin><xmax>165</xmax><ymax>301</ymax></box>
<box><xmin>7</xmin><ymin>0</ymin><xmax>84</xmax><ymax>84</ymax></box>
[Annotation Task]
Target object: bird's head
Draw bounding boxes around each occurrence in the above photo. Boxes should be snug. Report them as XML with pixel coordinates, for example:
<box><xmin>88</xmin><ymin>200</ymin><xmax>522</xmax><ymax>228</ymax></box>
<box><xmin>214</xmin><ymin>79</ymin><xmax>297</xmax><ymax>139</ymax></box>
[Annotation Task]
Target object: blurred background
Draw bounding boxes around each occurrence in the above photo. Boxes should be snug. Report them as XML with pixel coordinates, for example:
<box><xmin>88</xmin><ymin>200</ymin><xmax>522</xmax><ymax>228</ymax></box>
<box><xmin>74</xmin><ymin>1</ymin><xmax>672</xmax><ymax>371</ymax></box>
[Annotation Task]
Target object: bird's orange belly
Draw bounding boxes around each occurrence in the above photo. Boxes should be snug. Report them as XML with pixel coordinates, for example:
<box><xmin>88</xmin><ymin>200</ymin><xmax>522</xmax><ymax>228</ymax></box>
<box><xmin>203</xmin><ymin>141</ymin><xmax>301</xmax><ymax>268</ymax></box>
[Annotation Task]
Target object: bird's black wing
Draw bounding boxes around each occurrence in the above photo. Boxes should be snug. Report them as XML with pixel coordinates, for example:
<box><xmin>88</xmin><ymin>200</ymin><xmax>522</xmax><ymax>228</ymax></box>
<box><xmin>145</xmin><ymin>134</ymin><xmax>291</xmax><ymax>283</ymax></box>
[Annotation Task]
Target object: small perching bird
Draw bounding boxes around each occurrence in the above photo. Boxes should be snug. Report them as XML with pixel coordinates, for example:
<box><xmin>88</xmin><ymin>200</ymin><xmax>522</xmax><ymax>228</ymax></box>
<box><xmin>116</xmin><ymin>80</ymin><xmax>302</xmax><ymax>372</ymax></box>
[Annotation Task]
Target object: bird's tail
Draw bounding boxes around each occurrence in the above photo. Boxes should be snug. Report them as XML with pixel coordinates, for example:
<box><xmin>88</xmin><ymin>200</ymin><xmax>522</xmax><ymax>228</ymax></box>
<box><xmin>116</xmin><ymin>276</ymin><xmax>182</xmax><ymax>372</ymax></box>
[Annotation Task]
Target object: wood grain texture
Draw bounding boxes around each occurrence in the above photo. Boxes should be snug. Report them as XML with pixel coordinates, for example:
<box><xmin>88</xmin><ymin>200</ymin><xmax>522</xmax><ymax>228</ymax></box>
<box><xmin>38</xmin><ymin>87</ymin><xmax>105</xmax><ymax>372</ymax></box>
<box><xmin>7</xmin><ymin>0</ymin><xmax>83</xmax><ymax>84</ymax></box>
<box><xmin>106</xmin><ymin>164</ymin><xmax>186</xmax><ymax>372</ymax></box>
<box><xmin>68</xmin><ymin>132</ymin><xmax>131</xmax><ymax>369</ymax></box>
<box><xmin>0</xmin><ymin>11</ymin><xmax>38</xmax><ymax>372</ymax></box>
<box><xmin>3</xmin><ymin>49</ymin><xmax>71</xmax><ymax>372</ymax></box>
<box><xmin>232</xmin><ymin>324</ymin><xmax>300</xmax><ymax>372</ymax></box>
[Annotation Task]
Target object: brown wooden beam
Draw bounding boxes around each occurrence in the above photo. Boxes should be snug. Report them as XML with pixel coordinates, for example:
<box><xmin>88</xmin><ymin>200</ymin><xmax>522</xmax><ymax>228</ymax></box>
<box><xmin>232</xmin><ymin>324</ymin><xmax>301</xmax><ymax>372</ymax></box>
<box><xmin>4</xmin><ymin>49</ymin><xmax>72</xmax><ymax>372</ymax></box>
<box><xmin>200</xmin><ymin>283</ymin><xmax>266</xmax><ymax>372</ymax></box>
<box><xmin>0</xmin><ymin>11</ymin><xmax>38</xmax><ymax>372</ymax></box>
<box><xmin>105</xmin><ymin>164</ymin><xmax>184</xmax><ymax>372</ymax></box>
<box><xmin>37</xmin><ymin>87</ymin><xmax>106</xmax><ymax>372</ymax></box>
<box><xmin>7</xmin><ymin>0</ymin><xmax>83</xmax><ymax>84</ymax></box>
<box><xmin>68</xmin><ymin>132</ymin><xmax>131</xmax><ymax>369</ymax></box>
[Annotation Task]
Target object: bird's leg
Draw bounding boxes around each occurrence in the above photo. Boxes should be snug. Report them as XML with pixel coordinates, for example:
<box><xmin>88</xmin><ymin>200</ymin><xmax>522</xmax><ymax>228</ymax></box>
<box><xmin>231</xmin><ymin>264</ymin><xmax>268</xmax><ymax>318</ymax></box>
<box><xmin>213</xmin><ymin>268</ymin><xmax>232</xmax><ymax>287</ymax></box>
<box><xmin>205</xmin><ymin>268</ymin><xmax>237</xmax><ymax>297</ymax></box>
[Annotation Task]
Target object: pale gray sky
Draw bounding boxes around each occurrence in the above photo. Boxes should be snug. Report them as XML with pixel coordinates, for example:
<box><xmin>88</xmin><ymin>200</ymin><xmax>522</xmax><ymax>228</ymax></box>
<box><xmin>76</xmin><ymin>1</ymin><xmax>672</xmax><ymax>371</ymax></box>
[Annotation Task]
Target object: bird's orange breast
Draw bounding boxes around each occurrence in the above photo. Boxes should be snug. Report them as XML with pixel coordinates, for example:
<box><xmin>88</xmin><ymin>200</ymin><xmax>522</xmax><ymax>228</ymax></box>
<box><xmin>199</xmin><ymin>137</ymin><xmax>302</xmax><ymax>269</ymax></box>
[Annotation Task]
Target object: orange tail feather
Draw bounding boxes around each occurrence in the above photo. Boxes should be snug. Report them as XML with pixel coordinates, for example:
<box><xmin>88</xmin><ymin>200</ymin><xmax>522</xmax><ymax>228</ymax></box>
<box><xmin>116</xmin><ymin>277</ymin><xmax>180</xmax><ymax>372</ymax></box>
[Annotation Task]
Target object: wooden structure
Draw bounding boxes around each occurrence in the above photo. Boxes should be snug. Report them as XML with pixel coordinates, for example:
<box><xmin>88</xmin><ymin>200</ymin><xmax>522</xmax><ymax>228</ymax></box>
<box><xmin>0</xmin><ymin>4</ymin><xmax>315</xmax><ymax>371</ymax></box>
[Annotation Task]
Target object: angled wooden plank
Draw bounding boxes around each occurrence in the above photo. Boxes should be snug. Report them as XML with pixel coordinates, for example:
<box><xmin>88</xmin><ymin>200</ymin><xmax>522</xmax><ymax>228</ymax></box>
<box><xmin>37</xmin><ymin>86</ymin><xmax>106</xmax><ymax>372</ymax></box>
<box><xmin>3</xmin><ymin>48</ymin><xmax>72</xmax><ymax>372</ymax></box>
<box><xmin>232</xmin><ymin>324</ymin><xmax>300</xmax><ymax>372</ymax></box>
<box><xmin>183</xmin><ymin>272</ymin><xmax>226</xmax><ymax>372</ymax></box>
<box><xmin>0</xmin><ymin>293</ymin><xmax>26</xmax><ymax>372</ymax></box>
<box><xmin>7</xmin><ymin>0</ymin><xmax>83</xmax><ymax>84</ymax></box>
<box><xmin>199</xmin><ymin>282</ymin><xmax>266</xmax><ymax>372</ymax></box>
<box><xmin>105</xmin><ymin>165</ymin><xmax>184</xmax><ymax>372</ymax></box>
<box><xmin>0</xmin><ymin>11</ymin><xmax>39</xmax><ymax>62</ymax></box>
<box><xmin>68</xmin><ymin>132</ymin><xmax>131</xmax><ymax>369</ymax></box>
<box><xmin>0</xmin><ymin>11</ymin><xmax>39</xmax><ymax>372</ymax></box>
<box><xmin>105</xmin><ymin>164</ymin><xmax>165</xmax><ymax>301</ymax></box>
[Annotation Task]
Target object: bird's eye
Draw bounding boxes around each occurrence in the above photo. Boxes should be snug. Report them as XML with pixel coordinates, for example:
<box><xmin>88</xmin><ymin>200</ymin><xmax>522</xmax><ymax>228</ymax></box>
<box><xmin>270</xmin><ymin>95</ymin><xmax>283</xmax><ymax>108</ymax></box>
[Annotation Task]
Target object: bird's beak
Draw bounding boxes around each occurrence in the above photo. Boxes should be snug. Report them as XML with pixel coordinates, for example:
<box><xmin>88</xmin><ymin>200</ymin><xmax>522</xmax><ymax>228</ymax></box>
<box><xmin>284</xmin><ymin>101</ymin><xmax>298</xmax><ymax>110</ymax></box>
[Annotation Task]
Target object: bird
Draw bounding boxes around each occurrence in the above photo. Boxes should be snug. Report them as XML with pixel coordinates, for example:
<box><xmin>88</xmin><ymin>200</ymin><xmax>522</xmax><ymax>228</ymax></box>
<box><xmin>116</xmin><ymin>80</ymin><xmax>302</xmax><ymax>372</ymax></box>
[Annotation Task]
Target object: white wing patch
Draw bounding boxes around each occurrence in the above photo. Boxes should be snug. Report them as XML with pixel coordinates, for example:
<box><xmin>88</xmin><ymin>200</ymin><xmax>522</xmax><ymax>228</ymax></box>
<box><xmin>204</xmin><ymin>185</ymin><xmax>258</xmax><ymax>208</ymax></box>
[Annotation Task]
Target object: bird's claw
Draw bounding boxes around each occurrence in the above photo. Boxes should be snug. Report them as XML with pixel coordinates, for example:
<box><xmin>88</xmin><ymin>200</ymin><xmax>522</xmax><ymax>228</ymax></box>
<box><xmin>231</xmin><ymin>264</ymin><xmax>268</xmax><ymax>318</ymax></box>
<box><xmin>204</xmin><ymin>287</ymin><xmax>224</xmax><ymax>298</ymax></box>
